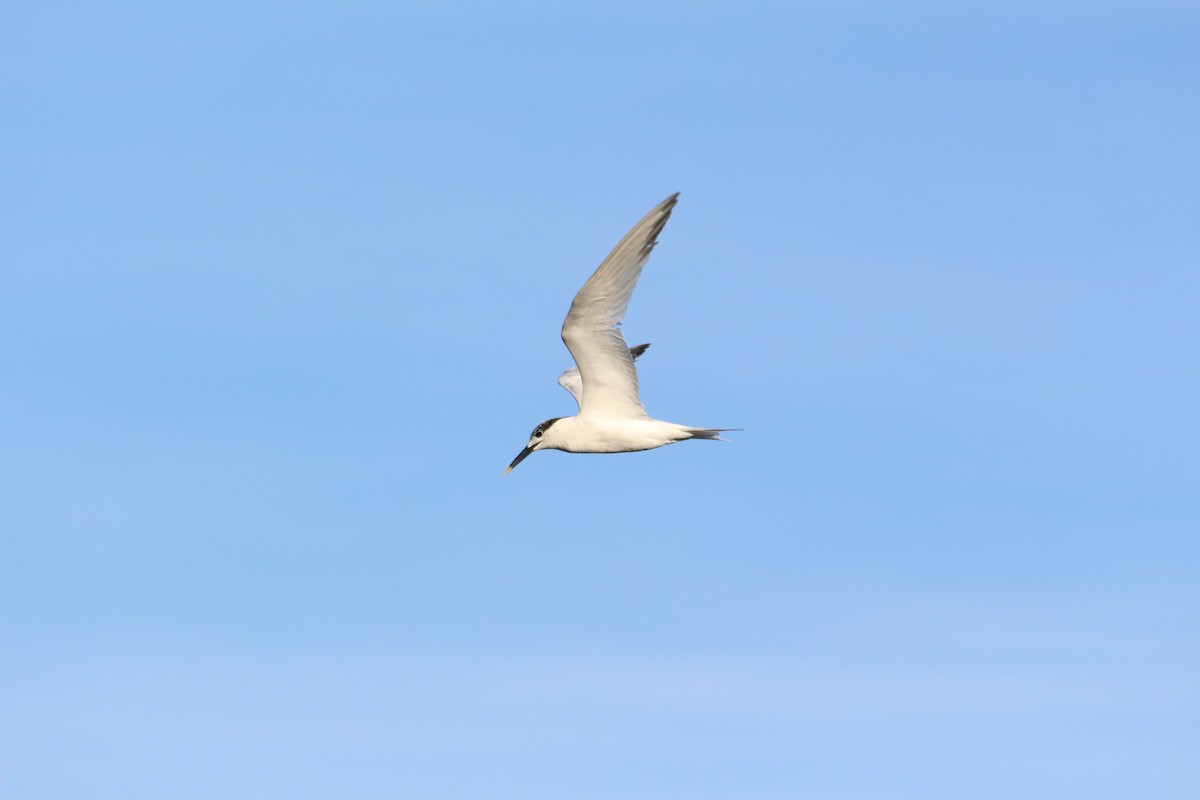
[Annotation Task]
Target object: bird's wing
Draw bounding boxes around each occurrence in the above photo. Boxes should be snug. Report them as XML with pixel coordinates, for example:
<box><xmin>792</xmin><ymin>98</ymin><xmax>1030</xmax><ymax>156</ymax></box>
<box><xmin>557</xmin><ymin>343</ymin><xmax>650</xmax><ymax>409</ymax></box>
<box><xmin>561</xmin><ymin>194</ymin><xmax>677</xmax><ymax>419</ymax></box>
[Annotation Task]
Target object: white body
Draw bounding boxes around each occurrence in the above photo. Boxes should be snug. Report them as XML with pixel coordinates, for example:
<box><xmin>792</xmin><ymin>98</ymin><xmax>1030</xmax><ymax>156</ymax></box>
<box><xmin>507</xmin><ymin>194</ymin><xmax>731</xmax><ymax>472</ymax></box>
<box><xmin>541</xmin><ymin>416</ymin><xmax>697</xmax><ymax>454</ymax></box>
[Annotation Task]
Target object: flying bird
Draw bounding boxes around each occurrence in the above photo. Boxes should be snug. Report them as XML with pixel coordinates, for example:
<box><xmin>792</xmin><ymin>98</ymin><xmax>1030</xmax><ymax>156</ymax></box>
<box><xmin>507</xmin><ymin>193</ymin><xmax>734</xmax><ymax>473</ymax></box>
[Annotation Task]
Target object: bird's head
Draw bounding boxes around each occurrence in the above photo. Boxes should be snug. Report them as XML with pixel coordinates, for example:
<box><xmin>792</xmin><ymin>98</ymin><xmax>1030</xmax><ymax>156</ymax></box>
<box><xmin>506</xmin><ymin>417</ymin><xmax>564</xmax><ymax>474</ymax></box>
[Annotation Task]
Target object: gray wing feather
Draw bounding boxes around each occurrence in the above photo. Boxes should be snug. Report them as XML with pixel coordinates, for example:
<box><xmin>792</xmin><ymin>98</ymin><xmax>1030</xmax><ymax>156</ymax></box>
<box><xmin>557</xmin><ymin>343</ymin><xmax>650</xmax><ymax>409</ymax></box>
<box><xmin>561</xmin><ymin>195</ymin><xmax>677</xmax><ymax>418</ymax></box>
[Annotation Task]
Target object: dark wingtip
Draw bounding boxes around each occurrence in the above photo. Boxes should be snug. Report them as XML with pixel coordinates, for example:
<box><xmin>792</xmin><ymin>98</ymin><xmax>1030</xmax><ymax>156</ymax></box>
<box><xmin>629</xmin><ymin>343</ymin><xmax>651</xmax><ymax>360</ymax></box>
<box><xmin>641</xmin><ymin>195</ymin><xmax>679</xmax><ymax>257</ymax></box>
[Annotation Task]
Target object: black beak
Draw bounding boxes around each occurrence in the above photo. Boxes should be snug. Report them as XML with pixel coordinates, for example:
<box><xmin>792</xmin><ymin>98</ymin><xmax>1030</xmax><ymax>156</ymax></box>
<box><xmin>505</xmin><ymin>445</ymin><xmax>535</xmax><ymax>474</ymax></box>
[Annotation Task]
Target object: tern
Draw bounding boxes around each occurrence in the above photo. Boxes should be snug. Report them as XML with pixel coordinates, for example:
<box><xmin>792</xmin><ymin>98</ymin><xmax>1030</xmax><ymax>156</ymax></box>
<box><xmin>507</xmin><ymin>193</ymin><xmax>734</xmax><ymax>473</ymax></box>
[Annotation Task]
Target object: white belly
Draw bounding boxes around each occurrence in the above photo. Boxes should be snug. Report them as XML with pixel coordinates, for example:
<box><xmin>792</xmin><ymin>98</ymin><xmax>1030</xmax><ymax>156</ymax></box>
<box><xmin>555</xmin><ymin>417</ymin><xmax>692</xmax><ymax>454</ymax></box>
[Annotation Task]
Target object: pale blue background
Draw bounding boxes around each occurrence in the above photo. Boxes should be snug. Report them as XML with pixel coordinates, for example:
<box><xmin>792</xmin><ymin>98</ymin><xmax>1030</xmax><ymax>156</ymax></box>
<box><xmin>3</xmin><ymin>2</ymin><xmax>1198</xmax><ymax>798</ymax></box>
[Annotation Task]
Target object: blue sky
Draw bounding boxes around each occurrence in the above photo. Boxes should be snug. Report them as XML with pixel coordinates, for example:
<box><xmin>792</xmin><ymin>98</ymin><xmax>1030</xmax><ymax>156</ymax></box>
<box><xmin>2</xmin><ymin>1</ymin><xmax>1198</xmax><ymax>797</ymax></box>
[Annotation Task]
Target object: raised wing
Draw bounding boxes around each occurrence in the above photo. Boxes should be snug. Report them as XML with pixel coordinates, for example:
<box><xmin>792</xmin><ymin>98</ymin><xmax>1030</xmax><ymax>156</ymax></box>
<box><xmin>557</xmin><ymin>343</ymin><xmax>650</xmax><ymax>409</ymax></box>
<box><xmin>561</xmin><ymin>194</ymin><xmax>678</xmax><ymax>418</ymax></box>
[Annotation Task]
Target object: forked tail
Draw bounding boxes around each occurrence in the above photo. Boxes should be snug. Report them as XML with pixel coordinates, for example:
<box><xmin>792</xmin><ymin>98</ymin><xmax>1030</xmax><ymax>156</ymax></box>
<box><xmin>685</xmin><ymin>427</ymin><xmax>740</xmax><ymax>442</ymax></box>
